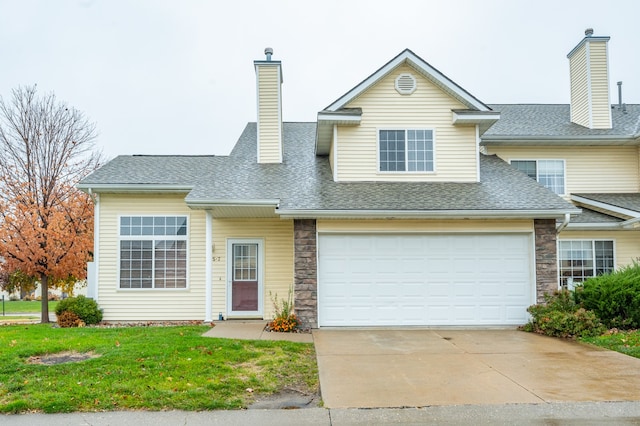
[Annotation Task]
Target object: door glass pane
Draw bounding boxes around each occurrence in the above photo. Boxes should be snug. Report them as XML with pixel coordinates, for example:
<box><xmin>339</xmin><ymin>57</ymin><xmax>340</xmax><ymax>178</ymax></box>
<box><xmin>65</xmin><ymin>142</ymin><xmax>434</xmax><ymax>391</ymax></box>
<box><xmin>233</xmin><ymin>244</ymin><xmax>258</xmax><ymax>281</ymax></box>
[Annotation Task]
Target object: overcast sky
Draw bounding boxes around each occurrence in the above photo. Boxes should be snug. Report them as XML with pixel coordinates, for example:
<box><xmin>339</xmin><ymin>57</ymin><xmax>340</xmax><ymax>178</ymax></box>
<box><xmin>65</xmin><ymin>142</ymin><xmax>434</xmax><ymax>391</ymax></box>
<box><xmin>1</xmin><ymin>0</ymin><xmax>639</xmax><ymax>159</ymax></box>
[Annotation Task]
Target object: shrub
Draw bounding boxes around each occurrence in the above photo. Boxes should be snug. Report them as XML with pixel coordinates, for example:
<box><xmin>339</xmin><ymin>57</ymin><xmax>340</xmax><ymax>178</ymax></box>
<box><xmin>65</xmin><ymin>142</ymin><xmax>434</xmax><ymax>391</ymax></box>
<box><xmin>574</xmin><ymin>262</ymin><xmax>640</xmax><ymax>330</ymax></box>
<box><xmin>55</xmin><ymin>295</ymin><xmax>102</xmax><ymax>325</ymax></box>
<box><xmin>57</xmin><ymin>310</ymin><xmax>85</xmax><ymax>328</ymax></box>
<box><xmin>268</xmin><ymin>286</ymin><xmax>298</xmax><ymax>332</ymax></box>
<box><xmin>523</xmin><ymin>290</ymin><xmax>606</xmax><ymax>338</ymax></box>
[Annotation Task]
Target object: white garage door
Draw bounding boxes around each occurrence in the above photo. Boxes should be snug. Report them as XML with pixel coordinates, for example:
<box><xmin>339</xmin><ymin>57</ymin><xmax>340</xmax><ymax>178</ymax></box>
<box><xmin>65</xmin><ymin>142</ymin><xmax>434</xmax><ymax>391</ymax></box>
<box><xmin>318</xmin><ymin>234</ymin><xmax>533</xmax><ymax>327</ymax></box>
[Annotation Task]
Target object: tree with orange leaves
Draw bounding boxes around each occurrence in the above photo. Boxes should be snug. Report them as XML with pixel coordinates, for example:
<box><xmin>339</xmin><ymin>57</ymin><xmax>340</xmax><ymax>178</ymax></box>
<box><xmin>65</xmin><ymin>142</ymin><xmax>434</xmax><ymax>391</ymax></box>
<box><xmin>0</xmin><ymin>86</ymin><xmax>102</xmax><ymax>323</ymax></box>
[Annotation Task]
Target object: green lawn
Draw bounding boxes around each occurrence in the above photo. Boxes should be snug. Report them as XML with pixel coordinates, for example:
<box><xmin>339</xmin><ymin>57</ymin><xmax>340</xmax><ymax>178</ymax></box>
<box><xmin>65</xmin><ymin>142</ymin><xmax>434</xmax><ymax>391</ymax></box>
<box><xmin>0</xmin><ymin>324</ymin><xmax>318</xmax><ymax>413</ymax></box>
<box><xmin>581</xmin><ymin>330</ymin><xmax>640</xmax><ymax>359</ymax></box>
<box><xmin>0</xmin><ymin>300</ymin><xmax>58</xmax><ymax>314</ymax></box>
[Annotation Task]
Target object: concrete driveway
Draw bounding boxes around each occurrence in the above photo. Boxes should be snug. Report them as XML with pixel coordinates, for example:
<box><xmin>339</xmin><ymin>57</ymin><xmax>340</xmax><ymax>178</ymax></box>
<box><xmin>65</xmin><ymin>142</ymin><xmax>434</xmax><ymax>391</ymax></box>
<box><xmin>313</xmin><ymin>329</ymin><xmax>640</xmax><ymax>408</ymax></box>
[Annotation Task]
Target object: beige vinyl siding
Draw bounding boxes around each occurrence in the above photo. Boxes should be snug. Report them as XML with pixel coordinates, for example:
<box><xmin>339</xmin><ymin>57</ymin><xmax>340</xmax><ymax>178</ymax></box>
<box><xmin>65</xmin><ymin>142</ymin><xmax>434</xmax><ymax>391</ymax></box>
<box><xmin>569</xmin><ymin>43</ymin><xmax>590</xmax><ymax>128</ymax></box>
<box><xmin>336</xmin><ymin>64</ymin><xmax>477</xmax><ymax>182</ymax></box>
<box><xmin>212</xmin><ymin>218</ymin><xmax>293</xmax><ymax>319</ymax></box>
<box><xmin>589</xmin><ymin>41</ymin><xmax>612</xmax><ymax>129</ymax></box>
<box><xmin>256</xmin><ymin>64</ymin><xmax>282</xmax><ymax>163</ymax></box>
<box><xmin>486</xmin><ymin>146</ymin><xmax>640</xmax><ymax>194</ymax></box>
<box><xmin>98</xmin><ymin>194</ymin><xmax>206</xmax><ymax>321</ymax></box>
<box><xmin>318</xmin><ymin>219</ymin><xmax>534</xmax><ymax>233</ymax></box>
<box><xmin>559</xmin><ymin>230</ymin><xmax>640</xmax><ymax>270</ymax></box>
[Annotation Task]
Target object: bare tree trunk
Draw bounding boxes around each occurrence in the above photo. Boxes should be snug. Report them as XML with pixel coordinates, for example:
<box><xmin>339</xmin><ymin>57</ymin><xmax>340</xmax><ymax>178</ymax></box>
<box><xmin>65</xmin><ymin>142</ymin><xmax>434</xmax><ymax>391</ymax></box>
<box><xmin>40</xmin><ymin>273</ymin><xmax>49</xmax><ymax>323</ymax></box>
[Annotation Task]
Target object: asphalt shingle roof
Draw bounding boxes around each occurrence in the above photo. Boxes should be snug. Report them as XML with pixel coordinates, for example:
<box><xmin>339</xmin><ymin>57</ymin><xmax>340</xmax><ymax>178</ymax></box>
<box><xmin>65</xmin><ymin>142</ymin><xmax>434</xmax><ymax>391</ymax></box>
<box><xmin>81</xmin><ymin>155</ymin><xmax>222</xmax><ymax>186</ymax></box>
<box><xmin>569</xmin><ymin>208</ymin><xmax>623</xmax><ymax>224</ymax></box>
<box><xmin>573</xmin><ymin>193</ymin><xmax>640</xmax><ymax>214</ymax></box>
<box><xmin>484</xmin><ymin>104</ymin><xmax>640</xmax><ymax>139</ymax></box>
<box><xmin>81</xmin><ymin>122</ymin><xmax>577</xmax><ymax>215</ymax></box>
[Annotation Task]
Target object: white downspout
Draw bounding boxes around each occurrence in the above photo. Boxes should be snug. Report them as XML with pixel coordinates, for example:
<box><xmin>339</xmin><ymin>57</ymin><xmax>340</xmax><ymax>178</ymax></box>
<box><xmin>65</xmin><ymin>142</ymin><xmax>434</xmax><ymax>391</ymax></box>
<box><xmin>205</xmin><ymin>210</ymin><xmax>213</xmax><ymax>322</ymax></box>
<box><xmin>90</xmin><ymin>189</ymin><xmax>99</xmax><ymax>302</ymax></box>
<box><xmin>556</xmin><ymin>213</ymin><xmax>571</xmax><ymax>233</ymax></box>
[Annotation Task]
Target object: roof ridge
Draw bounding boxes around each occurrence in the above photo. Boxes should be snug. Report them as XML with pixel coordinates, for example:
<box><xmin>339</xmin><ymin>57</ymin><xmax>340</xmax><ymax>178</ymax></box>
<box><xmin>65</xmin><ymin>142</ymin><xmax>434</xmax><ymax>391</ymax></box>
<box><xmin>130</xmin><ymin>154</ymin><xmax>218</xmax><ymax>157</ymax></box>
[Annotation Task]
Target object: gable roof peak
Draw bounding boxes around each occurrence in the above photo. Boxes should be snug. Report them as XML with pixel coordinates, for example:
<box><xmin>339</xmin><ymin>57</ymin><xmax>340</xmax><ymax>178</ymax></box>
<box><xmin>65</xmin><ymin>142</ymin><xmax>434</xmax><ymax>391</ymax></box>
<box><xmin>323</xmin><ymin>48</ymin><xmax>491</xmax><ymax>113</ymax></box>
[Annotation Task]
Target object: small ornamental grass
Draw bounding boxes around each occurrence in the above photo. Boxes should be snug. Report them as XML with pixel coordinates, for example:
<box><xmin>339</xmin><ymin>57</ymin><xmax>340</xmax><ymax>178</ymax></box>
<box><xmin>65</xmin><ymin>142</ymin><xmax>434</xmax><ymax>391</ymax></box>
<box><xmin>57</xmin><ymin>311</ymin><xmax>85</xmax><ymax>328</ymax></box>
<box><xmin>0</xmin><ymin>324</ymin><xmax>318</xmax><ymax>413</ymax></box>
<box><xmin>268</xmin><ymin>286</ymin><xmax>299</xmax><ymax>332</ymax></box>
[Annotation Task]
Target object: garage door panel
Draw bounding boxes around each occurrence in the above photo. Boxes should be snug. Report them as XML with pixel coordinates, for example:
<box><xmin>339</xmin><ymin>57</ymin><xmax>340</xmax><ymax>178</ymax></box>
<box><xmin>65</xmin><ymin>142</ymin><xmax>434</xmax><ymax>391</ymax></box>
<box><xmin>318</xmin><ymin>233</ymin><xmax>534</xmax><ymax>327</ymax></box>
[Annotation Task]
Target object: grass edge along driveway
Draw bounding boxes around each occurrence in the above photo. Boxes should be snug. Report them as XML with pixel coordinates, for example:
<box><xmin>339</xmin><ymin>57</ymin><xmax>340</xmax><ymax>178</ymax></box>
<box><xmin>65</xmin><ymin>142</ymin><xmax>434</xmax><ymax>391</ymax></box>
<box><xmin>0</xmin><ymin>324</ymin><xmax>318</xmax><ymax>413</ymax></box>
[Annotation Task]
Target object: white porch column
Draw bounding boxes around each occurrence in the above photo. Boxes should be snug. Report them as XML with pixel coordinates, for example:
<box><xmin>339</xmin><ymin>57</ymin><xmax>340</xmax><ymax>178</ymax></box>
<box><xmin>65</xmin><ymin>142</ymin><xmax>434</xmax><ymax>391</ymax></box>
<box><xmin>205</xmin><ymin>210</ymin><xmax>213</xmax><ymax>322</ymax></box>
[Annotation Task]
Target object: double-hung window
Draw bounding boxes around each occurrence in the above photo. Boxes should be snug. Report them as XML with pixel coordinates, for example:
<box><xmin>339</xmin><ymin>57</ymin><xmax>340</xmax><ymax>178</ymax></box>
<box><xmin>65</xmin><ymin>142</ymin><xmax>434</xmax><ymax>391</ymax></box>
<box><xmin>558</xmin><ymin>240</ymin><xmax>614</xmax><ymax>288</ymax></box>
<box><xmin>119</xmin><ymin>216</ymin><xmax>188</xmax><ymax>289</ymax></box>
<box><xmin>511</xmin><ymin>159</ymin><xmax>565</xmax><ymax>195</ymax></box>
<box><xmin>379</xmin><ymin>129</ymin><xmax>434</xmax><ymax>172</ymax></box>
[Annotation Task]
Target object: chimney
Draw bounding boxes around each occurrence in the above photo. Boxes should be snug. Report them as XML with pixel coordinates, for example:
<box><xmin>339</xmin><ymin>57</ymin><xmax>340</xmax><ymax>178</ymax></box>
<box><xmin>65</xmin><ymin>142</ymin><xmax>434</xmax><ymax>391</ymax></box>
<box><xmin>254</xmin><ymin>47</ymin><xmax>283</xmax><ymax>163</ymax></box>
<box><xmin>567</xmin><ymin>28</ymin><xmax>612</xmax><ymax>129</ymax></box>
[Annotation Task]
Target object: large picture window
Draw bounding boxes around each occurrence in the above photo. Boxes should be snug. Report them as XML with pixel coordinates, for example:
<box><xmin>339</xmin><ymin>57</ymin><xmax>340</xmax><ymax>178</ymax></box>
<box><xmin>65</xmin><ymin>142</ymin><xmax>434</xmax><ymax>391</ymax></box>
<box><xmin>511</xmin><ymin>159</ymin><xmax>565</xmax><ymax>195</ymax></box>
<box><xmin>379</xmin><ymin>129</ymin><xmax>434</xmax><ymax>172</ymax></box>
<box><xmin>119</xmin><ymin>216</ymin><xmax>188</xmax><ymax>289</ymax></box>
<box><xmin>558</xmin><ymin>240</ymin><xmax>614</xmax><ymax>288</ymax></box>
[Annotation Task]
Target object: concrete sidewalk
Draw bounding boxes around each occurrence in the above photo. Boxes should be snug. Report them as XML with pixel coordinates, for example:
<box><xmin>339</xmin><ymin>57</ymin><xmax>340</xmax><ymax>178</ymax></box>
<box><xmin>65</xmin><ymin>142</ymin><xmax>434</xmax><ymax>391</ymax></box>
<box><xmin>202</xmin><ymin>320</ymin><xmax>313</xmax><ymax>343</ymax></box>
<box><xmin>4</xmin><ymin>402</ymin><xmax>640</xmax><ymax>425</ymax></box>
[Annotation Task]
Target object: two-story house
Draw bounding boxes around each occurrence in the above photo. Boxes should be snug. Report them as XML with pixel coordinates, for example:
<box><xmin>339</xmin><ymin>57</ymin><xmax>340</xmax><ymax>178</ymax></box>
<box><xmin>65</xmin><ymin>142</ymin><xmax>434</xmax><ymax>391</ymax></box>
<box><xmin>79</xmin><ymin>29</ymin><xmax>638</xmax><ymax>328</ymax></box>
<box><xmin>484</xmin><ymin>30</ymin><xmax>640</xmax><ymax>292</ymax></box>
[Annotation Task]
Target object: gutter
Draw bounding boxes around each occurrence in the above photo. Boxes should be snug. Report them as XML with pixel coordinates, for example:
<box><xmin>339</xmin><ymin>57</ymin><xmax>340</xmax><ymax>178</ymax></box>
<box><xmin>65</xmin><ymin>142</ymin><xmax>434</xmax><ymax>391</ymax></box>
<box><xmin>186</xmin><ymin>198</ymin><xmax>280</xmax><ymax>207</ymax></box>
<box><xmin>480</xmin><ymin>135</ymin><xmax>638</xmax><ymax>145</ymax></box>
<box><xmin>622</xmin><ymin>216</ymin><xmax>640</xmax><ymax>228</ymax></box>
<box><xmin>276</xmin><ymin>208</ymin><xmax>578</xmax><ymax>220</ymax></box>
<box><xmin>77</xmin><ymin>183</ymin><xmax>193</xmax><ymax>193</ymax></box>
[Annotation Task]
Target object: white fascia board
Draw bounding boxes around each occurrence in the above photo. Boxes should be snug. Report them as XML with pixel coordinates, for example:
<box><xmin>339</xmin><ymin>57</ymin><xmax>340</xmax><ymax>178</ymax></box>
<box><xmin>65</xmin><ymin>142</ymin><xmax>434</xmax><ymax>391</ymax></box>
<box><xmin>564</xmin><ymin>222</ymin><xmax>622</xmax><ymax>230</ymax></box>
<box><xmin>480</xmin><ymin>135</ymin><xmax>639</xmax><ymax>146</ymax></box>
<box><xmin>317</xmin><ymin>112</ymin><xmax>362</xmax><ymax>123</ymax></box>
<box><xmin>186</xmin><ymin>199</ymin><xmax>280</xmax><ymax>207</ymax></box>
<box><xmin>571</xmin><ymin>195</ymin><xmax>640</xmax><ymax>218</ymax></box>
<box><xmin>277</xmin><ymin>209</ymin><xmax>578</xmax><ymax>220</ymax></box>
<box><xmin>325</xmin><ymin>50</ymin><xmax>489</xmax><ymax>112</ymax></box>
<box><xmin>77</xmin><ymin>183</ymin><xmax>193</xmax><ymax>193</ymax></box>
<box><xmin>452</xmin><ymin>111</ymin><xmax>501</xmax><ymax>124</ymax></box>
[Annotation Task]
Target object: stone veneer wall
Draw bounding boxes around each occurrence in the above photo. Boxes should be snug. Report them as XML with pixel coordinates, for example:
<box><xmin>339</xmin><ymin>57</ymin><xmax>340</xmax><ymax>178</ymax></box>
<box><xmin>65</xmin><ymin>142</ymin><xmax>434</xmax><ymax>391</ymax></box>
<box><xmin>534</xmin><ymin>219</ymin><xmax>558</xmax><ymax>303</ymax></box>
<box><xmin>293</xmin><ymin>219</ymin><xmax>317</xmax><ymax>328</ymax></box>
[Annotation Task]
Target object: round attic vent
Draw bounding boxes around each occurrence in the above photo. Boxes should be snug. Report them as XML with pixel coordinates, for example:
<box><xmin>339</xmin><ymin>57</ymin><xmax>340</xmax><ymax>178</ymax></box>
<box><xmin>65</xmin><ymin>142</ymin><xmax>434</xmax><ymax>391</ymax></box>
<box><xmin>395</xmin><ymin>73</ymin><xmax>417</xmax><ymax>95</ymax></box>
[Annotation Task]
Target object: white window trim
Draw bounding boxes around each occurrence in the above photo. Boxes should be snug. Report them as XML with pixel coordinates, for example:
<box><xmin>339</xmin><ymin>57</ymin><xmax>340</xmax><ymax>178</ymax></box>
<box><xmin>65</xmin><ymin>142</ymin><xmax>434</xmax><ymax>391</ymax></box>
<box><xmin>557</xmin><ymin>238</ymin><xmax>616</xmax><ymax>287</ymax></box>
<box><xmin>376</xmin><ymin>128</ymin><xmax>437</xmax><ymax>174</ymax></box>
<box><xmin>509</xmin><ymin>158</ymin><xmax>566</xmax><ymax>196</ymax></box>
<box><xmin>117</xmin><ymin>214</ymin><xmax>190</xmax><ymax>291</ymax></box>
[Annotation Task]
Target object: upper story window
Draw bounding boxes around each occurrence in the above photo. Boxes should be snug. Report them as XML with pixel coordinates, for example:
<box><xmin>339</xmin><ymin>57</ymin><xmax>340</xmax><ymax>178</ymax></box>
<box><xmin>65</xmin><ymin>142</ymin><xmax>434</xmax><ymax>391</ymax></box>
<box><xmin>511</xmin><ymin>159</ymin><xmax>565</xmax><ymax>195</ymax></box>
<box><xmin>379</xmin><ymin>129</ymin><xmax>434</xmax><ymax>172</ymax></box>
<box><xmin>559</xmin><ymin>240</ymin><xmax>614</xmax><ymax>288</ymax></box>
<box><xmin>119</xmin><ymin>216</ymin><xmax>188</xmax><ymax>289</ymax></box>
